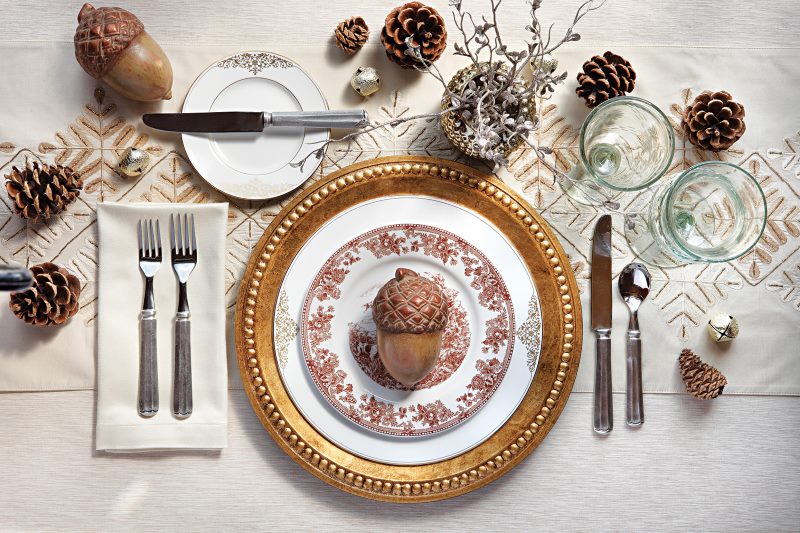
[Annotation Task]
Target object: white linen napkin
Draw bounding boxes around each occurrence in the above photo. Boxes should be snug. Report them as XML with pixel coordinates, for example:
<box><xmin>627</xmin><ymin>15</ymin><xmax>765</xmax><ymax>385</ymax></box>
<box><xmin>95</xmin><ymin>203</ymin><xmax>228</xmax><ymax>451</ymax></box>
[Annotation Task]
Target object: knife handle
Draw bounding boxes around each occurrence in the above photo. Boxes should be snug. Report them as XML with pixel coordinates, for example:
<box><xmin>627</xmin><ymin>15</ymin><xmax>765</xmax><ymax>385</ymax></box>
<box><xmin>626</xmin><ymin>328</ymin><xmax>644</xmax><ymax>426</ymax></box>
<box><xmin>268</xmin><ymin>110</ymin><xmax>369</xmax><ymax>129</ymax></box>
<box><xmin>593</xmin><ymin>328</ymin><xmax>612</xmax><ymax>434</ymax></box>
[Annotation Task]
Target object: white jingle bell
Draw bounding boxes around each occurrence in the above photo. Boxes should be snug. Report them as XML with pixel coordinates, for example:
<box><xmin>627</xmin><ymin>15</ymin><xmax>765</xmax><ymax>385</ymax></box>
<box><xmin>350</xmin><ymin>66</ymin><xmax>380</xmax><ymax>97</ymax></box>
<box><xmin>707</xmin><ymin>313</ymin><xmax>739</xmax><ymax>343</ymax></box>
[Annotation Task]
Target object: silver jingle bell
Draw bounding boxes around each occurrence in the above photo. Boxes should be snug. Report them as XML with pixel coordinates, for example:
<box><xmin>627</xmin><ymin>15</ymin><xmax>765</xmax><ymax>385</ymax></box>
<box><xmin>707</xmin><ymin>313</ymin><xmax>739</xmax><ymax>343</ymax></box>
<box><xmin>350</xmin><ymin>66</ymin><xmax>381</xmax><ymax>97</ymax></box>
<box><xmin>118</xmin><ymin>147</ymin><xmax>150</xmax><ymax>178</ymax></box>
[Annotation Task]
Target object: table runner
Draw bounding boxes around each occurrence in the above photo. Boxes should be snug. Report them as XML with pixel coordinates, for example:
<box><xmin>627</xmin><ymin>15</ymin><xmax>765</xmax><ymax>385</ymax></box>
<box><xmin>0</xmin><ymin>42</ymin><xmax>798</xmax><ymax>394</ymax></box>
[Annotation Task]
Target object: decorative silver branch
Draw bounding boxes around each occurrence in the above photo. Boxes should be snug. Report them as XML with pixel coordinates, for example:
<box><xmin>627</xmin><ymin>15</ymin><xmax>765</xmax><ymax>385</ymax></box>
<box><xmin>292</xmin><ymin>0</ymin><xmax>603</xmax><ymax>173</ymax></box>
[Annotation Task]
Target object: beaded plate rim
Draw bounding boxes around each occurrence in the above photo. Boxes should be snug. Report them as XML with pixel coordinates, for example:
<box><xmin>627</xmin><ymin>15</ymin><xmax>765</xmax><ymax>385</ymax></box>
<box><xmin>235</xmin><ymin>155</ymin><xmax>582</xmax><ymax>502</ymax></box>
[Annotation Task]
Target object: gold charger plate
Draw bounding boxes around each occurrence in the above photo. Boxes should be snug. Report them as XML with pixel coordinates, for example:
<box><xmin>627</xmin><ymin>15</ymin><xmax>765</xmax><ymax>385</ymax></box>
<box><xmin>235</xmin><ymin>156</ymin><xmax>582</xmax><ymax>502</ymax></box>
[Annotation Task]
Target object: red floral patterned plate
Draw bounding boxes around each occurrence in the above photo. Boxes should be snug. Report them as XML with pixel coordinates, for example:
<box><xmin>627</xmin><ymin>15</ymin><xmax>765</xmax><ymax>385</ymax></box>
<box><xmin>277</xmin><ymin>196</ymin><xmax>541</xmax><ymax>465</ymax></box>
<box><xmin>302</xmin><ymin>224</ymin><xmax>514</xmax><ymax>437</ymax></box>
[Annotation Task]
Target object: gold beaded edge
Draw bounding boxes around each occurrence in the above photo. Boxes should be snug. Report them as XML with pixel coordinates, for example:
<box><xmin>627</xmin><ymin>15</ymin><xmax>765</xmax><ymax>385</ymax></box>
<box><xmin>237</xmin><ymin>158</ymin><xmax>579</xmax><ymax>501</ymax></box>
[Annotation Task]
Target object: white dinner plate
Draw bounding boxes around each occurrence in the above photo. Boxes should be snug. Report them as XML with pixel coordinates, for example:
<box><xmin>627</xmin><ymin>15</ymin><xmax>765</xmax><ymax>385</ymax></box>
<box><xmin>182</xmin><ymin>51</ymin><xmax>328</xmax><ymax>200</ymax></box>
<box><xmin>275</xmin><ymin>196</ymin><xmax>542</xmax><ymax>465</ymax></box>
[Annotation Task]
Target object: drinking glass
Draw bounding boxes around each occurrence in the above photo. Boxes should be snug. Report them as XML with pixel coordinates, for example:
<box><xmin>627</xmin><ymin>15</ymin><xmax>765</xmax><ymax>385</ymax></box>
<box><xmin>561</xmin><ymin>96</ymin><xmax>675</xmax><ymax>205</ymax></box>
<box><xmin>625</xmin><ymin>161</ymin><xmax>767</xmax><ymax>266</ymax></box>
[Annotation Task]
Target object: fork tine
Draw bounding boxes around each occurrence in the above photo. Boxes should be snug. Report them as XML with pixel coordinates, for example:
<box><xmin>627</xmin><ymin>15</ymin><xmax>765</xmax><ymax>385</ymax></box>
<box><xmin>137</xmin><ymin>219</ymin><xmax>143</xmax><ymax>257</ymax></box>
<box><xmin>155</xmin><ymin>219</ymin><xmax>162</xmax><ymax>257</ymax></box>
<box><xmin>190</xmin><ymin>214</ymin><xmax>197</xmax><ymax>255</ymax></box>
<box><xmin>144</xmin><ymin>219</ymin><xmax>151</xmax><ymax>258</ymax></box>
<box><xmin>183</xmin><ymin>213</ymin><xmax>191</xmax><ymax>255</ymax></box>
<box><xmin>176</xmin><ymin>213</ymin><xmax>183</xmax><ymax>255</ymax></box>
<box><xmin>148</xmin><ymin>219</ymin><xmax>156</xmax><ymax>258</ymax></box>
<box><xmin>169</xmin><ymin>214</ymin><xmax>175</xmax><ymax>254</ymax></box>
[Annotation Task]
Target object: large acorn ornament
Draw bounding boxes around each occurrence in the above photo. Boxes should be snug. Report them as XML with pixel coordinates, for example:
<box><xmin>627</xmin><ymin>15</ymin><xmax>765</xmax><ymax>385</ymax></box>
<box><xmin>372</xmin><ymin>268</ymin><xmax>448</xmax><ymax>387</ymax></box>
<box><xmin>74</xmin><ymin>3</ymin><xmax>173</xmax><ymax>102</ymax></box>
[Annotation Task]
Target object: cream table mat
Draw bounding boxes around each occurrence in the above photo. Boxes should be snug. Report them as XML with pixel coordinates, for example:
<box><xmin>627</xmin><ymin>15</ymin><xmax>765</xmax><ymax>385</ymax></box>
<box><xmin>0</xmin><ymin>42</ymin><xmax>798</xmax><ymax>394</ymax></box>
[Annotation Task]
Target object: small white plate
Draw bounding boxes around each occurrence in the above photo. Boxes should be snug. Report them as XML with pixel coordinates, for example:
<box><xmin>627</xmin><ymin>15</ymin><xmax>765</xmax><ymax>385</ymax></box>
<box><xmin>276</xmin><ymin>196</ymin><xmax>542</xmax><ymax>465</ymax></box>
<box><xmin>182</xmin><ymin>51</ymin><xmax>328</xmax><ymax>200</ymax></box>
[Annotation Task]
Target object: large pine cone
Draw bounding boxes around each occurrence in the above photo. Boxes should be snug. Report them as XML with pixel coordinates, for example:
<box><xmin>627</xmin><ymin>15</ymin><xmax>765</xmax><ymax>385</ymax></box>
<box><xmin>334</xmin><ymin>16</ymin><xmax>369</xmax><ymax>54</ymax></box>
<box><xmin>576</xmin><ymin>51</ymin><xmax>636</xmax><ymax>108</ymax></box>
<box><xmin>373</xmin><ymin>268</ymin><xmax>448</xmax><ymax>333</ymax></box>
<box><xmin>74</xmin><ymin>3</ymin><xmax>144</xmax><ymax>79</ymax></box>
<box><xmin>381</xmin><ymin>2</ymin><xmax>447</xmax><ymax>69</ymax></box>
<box><xmin>9</xmin><ymin>263</ymin><xmax>82</xmax><ymax>327</ymax></box>
<box><xmin>678</xmin><ymin>349</ymin><xmax>727</xmax><ymax>400</ymax></box>
<box><xmin>682</xmin><ymin>91</ymin><xmax>746</xmax><ymax>151</ymax></box>
<box><xmin>5</xmin><ymin>161</ymin><xmax>83</xmax><ymax>221</ymax></box>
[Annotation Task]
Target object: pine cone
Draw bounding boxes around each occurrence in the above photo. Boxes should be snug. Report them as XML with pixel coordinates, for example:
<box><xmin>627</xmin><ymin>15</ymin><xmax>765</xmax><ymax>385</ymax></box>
<box><xmin>5</xmin><ymin>161</ymin><xmax>83</xmax><ymax>221</ymax></box>
<box><xmin>9</xmin><ymin>262</ymin><xmax>82</xmax><ymax>327</ymax></box>
<box><xmin>381</xmin><ymin>2</ymin><xmax>447</xmax><ymax>69</ymax></box>
<box><xmin>576</xmin><ymin>51</ymin><xmax>636</xmax><ymax>108</ymax></box>
<box><xmin>335</xmin><ymin>16</ymin><xmax>369</xmax><ymax>54</ymax></box>
<box><xmin>682</xmin><ymin>91</ymin><xmax>746</xmax><ymax>151</ymax></box>
<box><xmin>678</xmin><ymin>349</ymin><xmax>727</xmax><ymax>400</ymax></box>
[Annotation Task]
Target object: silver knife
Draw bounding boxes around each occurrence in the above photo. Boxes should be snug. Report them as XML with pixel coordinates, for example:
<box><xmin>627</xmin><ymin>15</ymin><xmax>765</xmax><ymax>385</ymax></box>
<box><xmin>591</xmin><ymin>214</ymin><xmax>613</xmax><ymax>434</ymax></box>
<box><xmin>142</xmin><ymin>110</ymin><xmax>369</xmax><ymax>133</ymax></box>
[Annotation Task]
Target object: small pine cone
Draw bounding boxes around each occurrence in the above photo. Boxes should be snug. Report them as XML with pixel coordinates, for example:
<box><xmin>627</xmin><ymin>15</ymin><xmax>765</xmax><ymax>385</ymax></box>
<box><xmin>576</xmin><ymin>51</ymin><xmax>636</xmax><ymax>108</ymax></box>
<box><xmin>682</xmin><ymin>90</ymin><xmax>746</xmax><ymax>151</ymax></box>
<box><xmin>9</xmin><ymin>262</ymin><xmax>82</xmax><ymax>327</ymax></box>
<box><xmin>381</xmin><ymin>2</ymin><xmax>447</xmax><ymax>69</ymax></box>
<box><xmin>678</xmin><ymin>349</ymin><xmax>727</xmax><ymax>400</ymax></box>
<box><xmin>4</xmin><ymin>161</ymin><xmax>83</xmax><ymax>221</ymax></box>
<box><xmin>334</xmin><ymin>16</ymin><xmax>369</xmax><ymax>54</ymax></box>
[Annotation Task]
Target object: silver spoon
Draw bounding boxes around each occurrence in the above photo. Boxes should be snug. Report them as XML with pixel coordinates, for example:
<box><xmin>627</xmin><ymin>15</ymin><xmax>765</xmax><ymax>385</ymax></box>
<box><xmin>618</xmin><ymin>263</ymin><xmax>651</xmax><ymax>426</ymax></box>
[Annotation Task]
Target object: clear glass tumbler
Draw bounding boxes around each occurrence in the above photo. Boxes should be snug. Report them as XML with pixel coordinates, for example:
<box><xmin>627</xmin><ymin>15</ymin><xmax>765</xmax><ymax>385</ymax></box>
<box><xmin>562</xmin><ymin>96</ymin><xmax>675</xmax><ymax>205</ymax></box>
<box><xmin>626</xmin><ymin>161</ymin><xmax>767</xmax><ymax>265</ymax></box>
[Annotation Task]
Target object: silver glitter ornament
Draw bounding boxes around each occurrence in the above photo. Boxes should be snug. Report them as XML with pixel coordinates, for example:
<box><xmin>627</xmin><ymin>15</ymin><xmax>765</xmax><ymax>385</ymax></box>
<box><xmin>117</xmin><ymin>147</ymin><xmax>150</xmax><ymax>177</ymax></box>
<box><xmin>707</xmin><ymin>313</ymin><xmax>739</xmax><ymax>343</ymax></box>
<box><xmin>350</xmin><ymin>66</ymin><xmax>380</xmax><ymax>97</ymax></box>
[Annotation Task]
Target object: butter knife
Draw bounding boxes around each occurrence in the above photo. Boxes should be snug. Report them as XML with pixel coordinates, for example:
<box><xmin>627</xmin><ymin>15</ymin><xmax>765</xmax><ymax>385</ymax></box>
<box><xmin>591</xmin><ymin>214</ymin><xmax>613</xmax><ymax>434</ymax></box>
<box><xmin>142</xmin><ymin>110</ymin><xmax>369</xmax><ymax>133</ymax></box>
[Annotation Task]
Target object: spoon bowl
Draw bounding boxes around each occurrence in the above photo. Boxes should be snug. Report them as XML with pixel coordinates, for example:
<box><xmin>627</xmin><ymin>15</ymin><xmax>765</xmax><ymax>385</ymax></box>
<box><xmin>619</xmin><ymin>262</ymin><xmax>651</xmax><ymax>312</ymax></box>
<box><xmin>618</xmin><ymin>262</ymin><xmax>651</xmax><ymax>426</ymax></box>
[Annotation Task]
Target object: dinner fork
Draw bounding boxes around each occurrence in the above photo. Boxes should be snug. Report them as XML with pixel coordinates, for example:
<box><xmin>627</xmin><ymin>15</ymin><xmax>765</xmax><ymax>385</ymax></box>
<box><xmin>169</xmin><ymin>213</ymin><xmax>197</xmax><ymax>418</ymax></box>
<box><xmin>137</xmin><ymin>219</ymin><xmax>162</xmax><ymax>417</ymax></box>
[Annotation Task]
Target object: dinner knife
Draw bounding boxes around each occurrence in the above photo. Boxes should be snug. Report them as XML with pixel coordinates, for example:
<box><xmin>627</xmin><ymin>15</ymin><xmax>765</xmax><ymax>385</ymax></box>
<box><xmin>591</xmin><ymin>214</ymin><xmax>613</xmax><ymax>434</ymax></box>
<box><xmin>142</xmin><ymin>110</ymin><xmax>369</xmax><ymax>133</ymax></box>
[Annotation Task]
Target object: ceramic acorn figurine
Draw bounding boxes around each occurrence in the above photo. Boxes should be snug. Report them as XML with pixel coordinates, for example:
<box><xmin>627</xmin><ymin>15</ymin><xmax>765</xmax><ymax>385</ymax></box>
<box><xmin>74</xmin><ymin>3</ymin><xmax>173</xmax><ymax>102</ymax></box>
<box><xmin>372</xmin><ymin>268</ymin><xmax>448</xmax><ymax>387</ymax></box>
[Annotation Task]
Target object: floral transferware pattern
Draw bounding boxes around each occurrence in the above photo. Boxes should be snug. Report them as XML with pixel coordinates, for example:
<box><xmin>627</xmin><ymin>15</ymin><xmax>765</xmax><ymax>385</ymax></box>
<box><xmin>216</xmin><ymin>52</ymin><xmax>293</xmax><ymax>74</ymax></box>
<box><xmin>301</xmin><ymin>224</ymin><xmax>516</xmax><ymax>437</ymax></box>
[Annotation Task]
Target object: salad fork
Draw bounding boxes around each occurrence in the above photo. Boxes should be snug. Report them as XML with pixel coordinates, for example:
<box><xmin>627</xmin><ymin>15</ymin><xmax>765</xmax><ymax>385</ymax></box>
<box><xmin>169</xmin><ymin>213</ymin><xmax>197</xmax><ymax>418</ymax></box>
<box><xmin>137</xmin><ymin>219</ymin><xmax>162</xmax><ymax>417</ymax></box>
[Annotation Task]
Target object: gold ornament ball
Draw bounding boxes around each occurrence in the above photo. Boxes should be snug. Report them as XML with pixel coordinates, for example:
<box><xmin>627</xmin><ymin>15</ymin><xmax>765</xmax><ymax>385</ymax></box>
<box><xmin>707</xmin><ymin>313</ymin><xmax>739</xmax><ymax>343</ymax></box>
<box><xmin>350</xmin><ymin>66</ymin><xmax>380</xmax><ymax>97</ymax></box>
<box><xmin>118</xmin><ymin>147</ymin><xmax>150</xmax><ymax>177</ymax></box>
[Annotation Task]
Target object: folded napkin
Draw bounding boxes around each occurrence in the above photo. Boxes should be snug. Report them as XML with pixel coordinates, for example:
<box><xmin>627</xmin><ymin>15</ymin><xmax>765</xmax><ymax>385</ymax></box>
<box><xmin>96</xmin><ymin>203</ymin><xmax>228</xmax><ymax>451</ymax></box>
